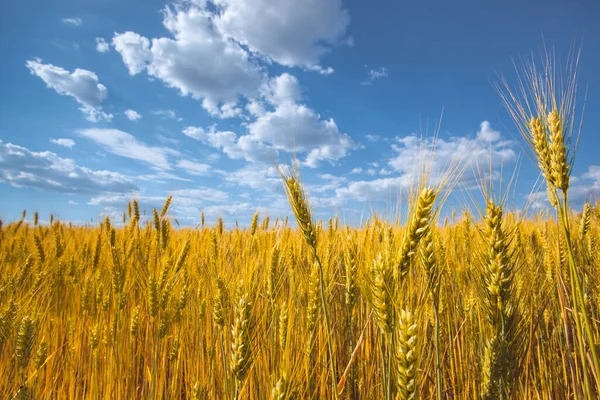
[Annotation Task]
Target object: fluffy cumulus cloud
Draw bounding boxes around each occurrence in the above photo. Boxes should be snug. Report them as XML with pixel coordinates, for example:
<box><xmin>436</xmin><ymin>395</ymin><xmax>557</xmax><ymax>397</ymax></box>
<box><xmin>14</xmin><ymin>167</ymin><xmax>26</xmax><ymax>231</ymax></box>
<box><xmin>76</xmin><ymin>128</ymin><xmax>172</xmax><ymax>170</ymax></box>
<box><xmin>327</xmin><ymin>121</ymin><xmax>516</xmax><ymax>204</ymax></box>
<box><xmin>183</xmin><ymin>73</ymin><xmax>355</xmax><ymax>166</ymax></box>
<box><xmin>112</xmin><ymin>7</ymin><xmax>264</xmax><ymax>115</ymax></box>
<box><xmin>111</xmin><ymin>32</ymin><xmax>153</xmax><ymax>75</ymax></box>
<box><xmin>248</xmin><ymin>102</ymin><xmax>353</xmax><ymax>164</ymax></box>
<box><xmin>183</xmin><ymin>126</ymin><xmax>275</xmax><ymax>162</ymax></box>
<box><xmin>0</xmin><ymin>140</ymin><xmax>137</xmax><ymax>194</ymax></box>
<box><xmin>124</xmin><ymin>109</ymin><xmax>142</xmax><ymax>120</ymax></box>
<box><xmin>26</xmin><ymin>59</ymin><xmax>112</xmax><ymax>122</ymax></box>
<box><xmin>213</xmin><ymin>0</ymin><xmax>349</xmax><ymax>72</ymax></box>
<box><xmin>50</xmin><ymin>138</ymin><xmax>75</xmax><ymax>148</ymax></box>
<box><xmin>112</xmin><ymin>0</ymin><xmax>351</xmax><ymax>116</ymax></box>
<box><xmin>95</xmin><ymin>38</ymin><xmax>110</xmax><ymax>53</ymax></box>
<box><xmin>388</xmin><ymin>121</ymin><xmax>515</xmax><ymax>185</ymax></box>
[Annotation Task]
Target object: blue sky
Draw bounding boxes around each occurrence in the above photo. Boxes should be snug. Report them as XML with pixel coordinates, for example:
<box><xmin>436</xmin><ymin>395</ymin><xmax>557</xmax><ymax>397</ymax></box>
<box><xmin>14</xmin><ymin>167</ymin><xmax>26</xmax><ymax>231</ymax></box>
<box><xmin>1</xmin><ymin>0</ymin><xmax>599</xmax><ymax>226</ymax></box>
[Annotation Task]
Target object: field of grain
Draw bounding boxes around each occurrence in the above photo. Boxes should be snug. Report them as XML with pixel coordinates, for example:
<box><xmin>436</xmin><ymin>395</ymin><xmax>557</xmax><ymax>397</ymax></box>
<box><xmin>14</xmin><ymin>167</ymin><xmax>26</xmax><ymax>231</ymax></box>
<box><xmin>1</xmin><ymin>53</ymin><xmax>599</xmax><ymax>399</ymax></box>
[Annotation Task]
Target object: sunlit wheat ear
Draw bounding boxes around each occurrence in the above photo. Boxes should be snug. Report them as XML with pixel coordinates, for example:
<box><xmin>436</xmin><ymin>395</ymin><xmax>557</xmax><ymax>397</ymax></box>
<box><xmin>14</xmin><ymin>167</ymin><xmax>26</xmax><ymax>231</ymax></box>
<box><xmin>148</xmin><ymin>275</ymin><xmax>159</xmax><ymax>319</ymax></box>
<box><xmin>33</xmin><ymin>337</ymin><xmax>48</xmax><ymax>370</ymax></box>
<box><xmin>89</xmin><ymin>324</ymin><xmax>99</xmax><ymax>353</ymax></box>
<box><xmin>420</xmin><ymin>225</ymin><xmax>439</xmax><ymax>300</ymax></box>
<box><xmin>175</xmin><ymin>239</ymin><xmax>190</xmax><ymax>273</ymax></box>
<box><xmin>481</xmin><ymin>335</ymin><xmax>501</xmax><ymax>399</ymax></box>
<box><xmin>213</xmin><ymin>277</ymin><xmax>228</xmax><ymax>328</ymax></box>
<box><xmin>482</xmin><ymin>201</ymin><xmax>513</xmax><ymax>316</ymax></box>
<box><xmin>279</xmin><ymin>301</ymin><xmax>289</xmax><ymax>350</ymax></box>
<box><xmin>175</xmin><ymin>271</ymin><xmax>190</xmax><ymax>324</ymax></box>
<box><xmin>397</xmin><ymin>186</ymin><xmax>436</xmax><ymax>279</ymax></box>
<box><xmin>268</xmin><ymin>245</ymin><xmax>280</xmax><ymax>304</ymax></box>
<box><xmin>371</xmin><ymin>252</ymin><xmax>394</xmax><ymax>335</ymax></box>
<box><xmin>547</xmin><ymin>110</ymin><xmax>570</xmax><ymax>192</ymax></box>
<box><xmin>306</xmin><ymin>262</ymin><xmax>320</xmax><ymax>332</ymax></box>
<box><xmin>34</xmin><ymin>234</ymin><xmax>45</xmax><ymax>266</ymax></box>
<box><xmin>344</xmin><ymin>235</ymin><xmax>358</xmax><ymax>308</ymax></box>
<box><xmin>130</xmin><ymin>306</ymin><xmax>140</xmax><ymax>342</ymax></box>
<box><xmin>210</xmin><ymin>230</ymin><xmax>218</xmax><ymax>268</ymax></box>
<box><xmin>396</xmin><ymin>309</ymin><xmax>418</xmax><ymax>400</ymax></box>
<box><xmin>272</xmin><ymin>372</ymin><xmax>297</xmax><ymax>399</ymax></box>
<box><xmin>92</xmin><ymin>232</ymin><xmax>102</xmax><ymax>271</ymax></box>
<box><xmin>15</xmin><ymin>315</ymin><xmax>36</xmax><ymax>370</ymax></box>
<box><xmin>250</xmin><ymin>212</ymin><xmax>259</xmax><ymax>236</ymax></box>
<box><xmin>160</xmin><ymin>195</ymin><xmax>172</xmax><ymax>219</ymax></box>
<box><xmin>133</xmin><ymin>199</ymin><xmax>140</xmax><ymax>221</ymax></box>
<box><xmin>479</xmin><ymin>200</ymin><xmax>520</xmax><ymax>398</ymax></box>
<box><xmin>231</xmin><ymin>294</ymin><xmax>253</xmax><ymax>382</ymax></box>
<box><xmin>579</xmin><ymin>203</ymin><xmax>591</xmax><ymax>239</ymax></box>
<box><xmin>279</xmin><ymin>171</ymin><xmax>317</xmax><ymax>249</ymax></box>
<box><xmin>153</xmin><ymin>208</ymin><xmax>160</xmax><ymax>233</ymax></box>
<box><xmin>161</xmin><ymin>219</ymin><xmax>170</xmax><ymax>249</ymax></box>
<box><xmin>529</xmin><ymin>116</ymin><xmax>553</xmax><ymax>182</ymax></box>
<box><xmin>0</xmin><ymin>299</ymin><xmax>17</xmax><ymax>348</ymax></box>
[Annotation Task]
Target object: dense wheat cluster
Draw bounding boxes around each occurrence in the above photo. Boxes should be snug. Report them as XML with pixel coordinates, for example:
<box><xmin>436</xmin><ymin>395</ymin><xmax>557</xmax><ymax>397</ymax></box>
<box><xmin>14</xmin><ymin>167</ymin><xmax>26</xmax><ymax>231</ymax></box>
<box><xmin>0</xmin><ymin>196</ymin><xmax>599</xmax><ymax>399</ymax></box>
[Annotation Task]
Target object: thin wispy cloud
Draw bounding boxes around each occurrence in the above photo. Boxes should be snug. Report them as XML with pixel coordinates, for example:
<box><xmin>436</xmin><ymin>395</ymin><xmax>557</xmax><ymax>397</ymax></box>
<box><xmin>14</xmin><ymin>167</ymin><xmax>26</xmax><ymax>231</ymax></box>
<box><xmin>61</xmin><ymin>17</ymin><xmax>82</xmax><ymax>26</ymax></box>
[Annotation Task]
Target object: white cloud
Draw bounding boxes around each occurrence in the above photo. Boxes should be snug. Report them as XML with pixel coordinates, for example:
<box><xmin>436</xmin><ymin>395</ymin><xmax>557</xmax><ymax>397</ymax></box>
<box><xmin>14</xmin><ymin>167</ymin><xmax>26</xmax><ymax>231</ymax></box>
<box><xmin>50</xmin><ymin>138</ymin><xmax>75</xmax><ymax>148</ymax></box>
<box><xmin>183</xmin><ymin>126</ymin><xmax>275</xmax><ymax>163</ymax></box>
<box><xmin>0</xmin><ymin>140</ymin><xmax>137</xmax><ymax>194</ymax></box>
<box><xmin>248</xmin><ymin>101</ymin><xmax>354</xmax><ymax>167</ymax></box>
<box><xmin>112</xmin><ymin>6</ymin><xmax>264</xmax><ymax>115</ymax></box>
<box><xmin>202</xmin><ymin>202</ymin><xmax>252</xmax><ymax>217</ymax></box>
<box><xmin>171</xmin><ymin>188</ymin><xmax>229</xmax><ymax>202</ymax></box>
<box><xmin>89</xmin><ymin>187</ymin><xmax>231</xmax><ymax>223</ymax></box>
<box><xmin>366</xmin><ymin>134</ymin><xmax>383</xmax><ymax>142</ymax></box>
<box><xmin>185</xmin><ymin>74</ymin><xmax>348</xmax><ymax>165</ymax></box>
<box><xmin>136</xmin><ymin>171</ymin><xmax>192</xmax><ymax>183</ymax></box>
<box><xmin>261</xmin><ymin>73</ymin><xmax>303</xmax><ymax>105</ymax></box>
<box><xmin>62</xmin><ymin>17</ymin><xmax>82</xmax><ymax>26</ymax></box>
<box><xmin>112</xmin><ymin>0</ymin><xmax>350</xmax><ymax>117</ymax></box>
<box><xmin>361</xmin><ymin>67</ymin><xmax>388</xmax><ymax>85</ymax></box>
<box><xmin>529</xmin><ymin>165</ymin><xmax>600</xmax><ymax>209</ymax></box>
<box><xmin>124</xmin><ymin>109</ymin><xmax>142</xmax><ymax>121</ymax></box>
<box><xmin>216</xmin><ymin>164</ymin><xmax>281</xmax><ymax>191</ymax></box>
<box><xmin>350</xmin><ymin>167</ymin><xmax>363</xmax><ymax>174</ymax></box>
<box><xmin>26</xmin><ymin>59</ymin><xmax>112</xmax><ymax>122</ymax></box>
<box><xmin>76</xmin><ymin>128</ymin><xmax>172</xmax><ymax>170</ymax></box>
<box><xmin>68</xmin><ymin>200</ymin><xmax>78</xmax><ymax>205</ymax></box>
<box><xmin>388</xmin><ymin>121</ymin><xmax>515</xmax><ymax>185</ymax></box>
<box><xmin>152</xmin><ymin>109</ymin><xmax>182</xmax><ymax>121</ymax></box>
<box><xmin>477</xmin><ymin>120</ymin><xmax>501</xmax><ymax>142</ymax></box>
<box><xmin>111</xmin><ymin>32</ymin><xmax>152</xmax><ymax>75</ymax></box>
<box><xmin>213</xmin><ymin>0</ymin><xmax>350</xmax><ymax>71</ymax></box>
<box><xmin>176</xmin><ymin>159</ymin><xmax>211</xmax><ymax>176</ymax></box>
<box><xmin>335</xmin><ymin>176</ymin><xmax>411</xmax><ymax>202</ymax></box>
<box><xmin>327</xmin><ymin>121</ymin><xmax>517</xmax><ymax>204</ymax></box>
<box><xmin>248</xmin><ymin>73</ymin><xmax>355</xmax><ymax>166</ymax></box>
<box><xmin>95</xmin><ymin>37</ymin><xmax>110</xmax><ymax>53</ymax></box>
<box><xmin>308</xmin><ymin>173</ymin><xmax>347</xmax><ymax>194</ymax></box>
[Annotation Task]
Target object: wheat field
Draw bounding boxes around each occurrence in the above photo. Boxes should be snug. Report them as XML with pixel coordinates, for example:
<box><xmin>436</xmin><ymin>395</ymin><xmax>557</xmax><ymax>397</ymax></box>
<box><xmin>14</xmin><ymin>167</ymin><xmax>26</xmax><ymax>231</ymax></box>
<box><xmin>1</xmin><ymin>53</ymin><xmax>600</xmax><ymax>399</ymax></box>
